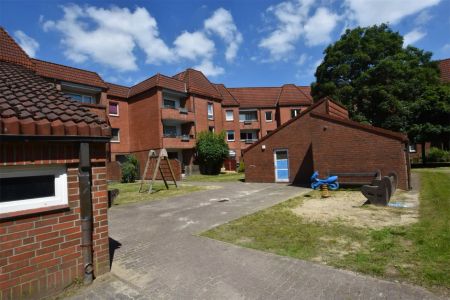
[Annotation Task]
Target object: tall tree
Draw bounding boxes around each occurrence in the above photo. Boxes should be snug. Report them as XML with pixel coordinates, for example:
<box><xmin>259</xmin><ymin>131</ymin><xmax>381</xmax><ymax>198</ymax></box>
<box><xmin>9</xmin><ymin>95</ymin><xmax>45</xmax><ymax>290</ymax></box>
<box><xmin>311</xmin><ymin>24</ymin><xmax>441</xmax><ymax>135</ymax></box>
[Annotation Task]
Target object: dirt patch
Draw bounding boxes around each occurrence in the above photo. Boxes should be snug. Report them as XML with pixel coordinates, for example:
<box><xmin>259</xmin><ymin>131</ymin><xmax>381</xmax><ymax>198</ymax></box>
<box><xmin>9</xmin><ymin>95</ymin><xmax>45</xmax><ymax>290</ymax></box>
<box><xmin>291</xmin><ymin>190</ymin><xmax>419</xmax><ymax>229</ymax></box>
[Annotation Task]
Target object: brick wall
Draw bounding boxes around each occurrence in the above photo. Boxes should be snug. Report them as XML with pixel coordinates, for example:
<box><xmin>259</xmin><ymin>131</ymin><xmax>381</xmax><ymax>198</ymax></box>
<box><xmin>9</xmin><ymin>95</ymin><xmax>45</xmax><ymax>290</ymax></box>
<box><xmin>0</xmin><ymin>141</ymin><xmax>109</xmax><ymax>300</ymax></box>
<box><xmin>108</xmin><ymin>97</ymin><xmax>130</xmax><ymax>154</ymax></box>
<box><xmin>244</xmin><ymin>103</ymin><xmax>409</xmax><ymax>190</ymax></box>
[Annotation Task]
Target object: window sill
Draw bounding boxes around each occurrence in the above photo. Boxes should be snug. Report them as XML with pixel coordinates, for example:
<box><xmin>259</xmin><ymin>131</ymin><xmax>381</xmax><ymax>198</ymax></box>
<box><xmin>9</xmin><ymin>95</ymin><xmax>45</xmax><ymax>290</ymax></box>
<box><xmin>109</xmin><ymin>113</ymin><xmax>119</xmax><ymax>117</ymax></box>
<box><xmin>0</xmin><ymin>204</ymin><xmax>70</xmax><ymax>221</ymax></box>
<box><xmin>111</xmin><ymin>140</ymin><xmax>120</xmax><ymax>143</ymax></box>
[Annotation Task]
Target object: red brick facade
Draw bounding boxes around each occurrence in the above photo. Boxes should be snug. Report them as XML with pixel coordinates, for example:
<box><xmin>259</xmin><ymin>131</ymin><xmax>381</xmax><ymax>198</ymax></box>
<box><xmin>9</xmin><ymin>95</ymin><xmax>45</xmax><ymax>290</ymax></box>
<box><xmin>0</xmin><ymin>142</ymin><xmax>110</xmax><ymax>299</ymax></box>
<box><xmin>244</xmin><ymin>100</ymin><xmax>410</xmax><ymax>190</ymax></box>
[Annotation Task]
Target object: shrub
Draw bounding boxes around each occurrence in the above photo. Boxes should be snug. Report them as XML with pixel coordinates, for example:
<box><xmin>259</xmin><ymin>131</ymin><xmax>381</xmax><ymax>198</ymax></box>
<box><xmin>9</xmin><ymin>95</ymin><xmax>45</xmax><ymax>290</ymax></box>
<box><xmin>426</xmin><ymin>147</ymin><xmax>450</xmax><ymax>162</ymax></box>
<box><xmin>238</xmin><ymin>161</ymin><xmax>245</xmax><ymax>173</ymax></box>
<box><xmin>121</xmin><ymin>155</ymin><xmax>139</xmax><ymax>183</ymax></box>
<box><xmin>196</xmin><ymin>131</ymin><xmax>229</xmax><ymax>175</ymax></box>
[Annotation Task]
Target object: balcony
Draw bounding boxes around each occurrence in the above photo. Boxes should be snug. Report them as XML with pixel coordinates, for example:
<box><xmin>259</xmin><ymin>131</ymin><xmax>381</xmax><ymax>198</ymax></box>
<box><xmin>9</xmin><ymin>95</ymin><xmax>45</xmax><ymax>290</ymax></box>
<box><xmin>161</xmin><ymin>107</ymin><xmax>195</xmax><ymax>123</ymax></box>
<box><xmin>239</xmin><ymin>120</ymin><xmax>260</xmax><ymax>130</ymax></box>
<box><xmin>162</xmin><ymin>134</ymin><xmax>196</xmax><ymax>149</ymax></box>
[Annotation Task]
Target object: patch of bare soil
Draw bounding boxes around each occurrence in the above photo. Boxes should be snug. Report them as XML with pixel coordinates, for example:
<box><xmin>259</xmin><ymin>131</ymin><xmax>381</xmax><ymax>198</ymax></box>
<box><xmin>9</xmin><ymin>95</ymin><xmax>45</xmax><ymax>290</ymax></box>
<box><xmin>291</xmin><ymin>189</ymin><xmax>419</xmax><ymax>229</ymax></box>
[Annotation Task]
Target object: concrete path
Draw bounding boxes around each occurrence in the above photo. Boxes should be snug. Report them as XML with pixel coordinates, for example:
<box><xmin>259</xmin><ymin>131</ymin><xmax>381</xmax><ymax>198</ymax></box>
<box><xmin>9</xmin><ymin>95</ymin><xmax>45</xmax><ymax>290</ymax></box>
<box><xmin>71</xmin><ymin>181</ymin><xmax>439</xmax><ymax>300</ymax></box>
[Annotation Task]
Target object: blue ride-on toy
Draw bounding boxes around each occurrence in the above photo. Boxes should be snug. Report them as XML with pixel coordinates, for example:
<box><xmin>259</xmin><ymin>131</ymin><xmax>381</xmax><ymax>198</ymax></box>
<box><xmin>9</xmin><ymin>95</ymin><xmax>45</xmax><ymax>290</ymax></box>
<box><xmin>310</xmin><ymin>171</ymin><xmax>339</xmax><ymax>190</ymax></box>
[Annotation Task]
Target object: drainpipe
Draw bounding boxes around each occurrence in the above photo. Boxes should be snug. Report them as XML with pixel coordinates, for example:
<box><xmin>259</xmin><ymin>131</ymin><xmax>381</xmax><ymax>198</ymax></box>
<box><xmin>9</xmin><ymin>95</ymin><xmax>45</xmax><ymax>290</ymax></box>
<box><xmin>405</xmin><ymin>141</ymin><xmax>412</xmax><ymax>190</ymax></box>
<box><xmin>79</xmin><ymin>142</ymin><xmax>94</xmax><ymax>284</ymax></box>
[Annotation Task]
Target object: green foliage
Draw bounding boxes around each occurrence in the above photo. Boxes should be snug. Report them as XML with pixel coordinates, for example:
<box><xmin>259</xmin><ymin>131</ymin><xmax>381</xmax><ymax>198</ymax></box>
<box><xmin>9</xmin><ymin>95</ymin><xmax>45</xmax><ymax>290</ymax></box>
<box><xmin>196</xmin><ymin>131</ymin><xmax>229</xmax><ymax>175</ymax></box>
<box><xmin>311</xmin><ymin>24</ymin><xmax>449</xmax><ymax>145</ymax></box>
<box><xmin>426</xmin><ymin>147</ymin><xmax>450</xmax><ymax>162</ymax></box>
<box><xmin>238</xmin><ymin>161</ymin><xmax>245</xmax><ymax>173</ymax></box>
<box><xmin>121</xmin><ymin>155</ymin><xmax>139</xmax><ymax>183</ymax></box>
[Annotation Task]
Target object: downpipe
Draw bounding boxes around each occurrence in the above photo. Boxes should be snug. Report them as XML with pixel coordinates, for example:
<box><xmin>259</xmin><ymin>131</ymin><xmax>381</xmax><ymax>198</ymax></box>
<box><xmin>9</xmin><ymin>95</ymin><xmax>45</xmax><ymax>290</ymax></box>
<box><xmin>79</xmin><ymin>142</ymin><xmax>94</xmax><ymax>284</ymax></box>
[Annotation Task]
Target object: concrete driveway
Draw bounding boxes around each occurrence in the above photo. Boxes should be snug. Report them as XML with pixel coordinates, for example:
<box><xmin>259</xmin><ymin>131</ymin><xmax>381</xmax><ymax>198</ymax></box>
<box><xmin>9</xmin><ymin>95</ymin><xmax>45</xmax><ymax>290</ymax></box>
<box><xmin>71</xmin><ymin>181</ymin><xmax>439</xmax><ymax>299</ymax></box>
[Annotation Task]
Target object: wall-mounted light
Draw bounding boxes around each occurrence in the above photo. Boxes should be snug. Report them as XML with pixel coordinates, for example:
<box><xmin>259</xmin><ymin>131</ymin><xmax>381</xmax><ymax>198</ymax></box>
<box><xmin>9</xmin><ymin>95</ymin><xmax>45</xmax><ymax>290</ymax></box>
<box><xmin>262</xmin><ymin>145</ymin><xmax>266</xmax><ymax>151</ymax></box>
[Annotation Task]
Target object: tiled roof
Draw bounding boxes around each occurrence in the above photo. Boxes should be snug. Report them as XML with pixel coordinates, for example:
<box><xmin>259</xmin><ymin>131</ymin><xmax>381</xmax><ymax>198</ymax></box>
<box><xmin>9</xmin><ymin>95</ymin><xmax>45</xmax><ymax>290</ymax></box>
<box><xmin>32</xmin><ymin>59</ymin><xmax>107</xmax><ymax>89</ymax></box>
<box><xmin>106</xmin><ymin>82</ymin><xmax>130</xmax><ymax>98</ymax></box>
<box><xmin>173</xmin><ymin>69</ymin><xmax>222</xmax><ymax>100</ymax></box>
<box><xmin>278</xmin><ymin>84</ymin><xmax>312</xmax><ymax>106</ymax></box>
<box><xmin>0</xmin><ymin>61</ymin><xmax>110</xmax><ymax>137</ymax></box>
<box><xmin>129</xmin><ymin>73</ymin><xmax>186</xmax><ymax>97</ymax></box>
<box><xmin>227</xmin><ymin>87</ymin><xmax>281</xmax><ymax>108</ymax></box>
<box><xmin>438</xmin><ymin>58</ymin><xmax>450</xmax><ymax>83</ymax></box>
<box><xmin>0</xmin><ymin>27</ymin><xmax>35</xmax><ymax>70</ymax></box>
<box><xmin>213</xmin><ymin>84</ymin><xmax>239</xmax><ymax>106</ymax></box>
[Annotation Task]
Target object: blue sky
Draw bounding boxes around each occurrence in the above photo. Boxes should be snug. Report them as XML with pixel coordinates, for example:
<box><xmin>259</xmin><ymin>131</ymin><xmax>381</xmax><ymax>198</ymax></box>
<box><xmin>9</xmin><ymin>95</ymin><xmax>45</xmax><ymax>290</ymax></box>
<box><xmin>1</xmin><ymin>0</ymin><xmax>450</xmax><ymax>87</ymax></box>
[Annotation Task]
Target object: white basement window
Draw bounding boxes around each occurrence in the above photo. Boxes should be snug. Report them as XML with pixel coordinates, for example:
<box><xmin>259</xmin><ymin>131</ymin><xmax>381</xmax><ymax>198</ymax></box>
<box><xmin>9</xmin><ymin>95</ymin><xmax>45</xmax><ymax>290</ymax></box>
<box><xmin>0</xmin><ymin>165</ymin><xmax>68</xmax><ymax>214</ymax></box>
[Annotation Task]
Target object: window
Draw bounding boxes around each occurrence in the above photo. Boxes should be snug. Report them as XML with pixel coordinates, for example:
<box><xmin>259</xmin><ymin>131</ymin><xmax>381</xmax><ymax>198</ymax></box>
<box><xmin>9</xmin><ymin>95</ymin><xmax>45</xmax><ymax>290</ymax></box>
<box><xmin>111</xmin><ymin>128</ymin><xmax>120</xmax><ymax>142</ymax></box>
<box><xmin>227</xmin><ymin>130</ymin><xmax>235</xmax><ymax>141</ymax></box>
<box><xmin>265</xmin><ymin>111</ymin><xmax>273</xmax><ymax>122</ymax></box>
<box><xmin>409</xmin><ymin>144</ymin><xmax>417</xmax><ymax>153</ymax></box>
<box><xmin>209</xmin><ymin>126</ymin><xmax>215</xmax><ymax>133</ymax></box>
<box><xmin>163</xmin><ymin>125</ymin><xmax>178</xmax><ymax>137</ymax></box>
<box><xmin>229</xmin><ymin>150</ymin><xmax>236</xmax><ymax>157</ymax></box>
<box><xmin>225</xmin><ymin>110</ymin><xmax>234</xmax><ymax>121</ymax></box>
<box><xmin>66</xmin><ymin>93</ymin><xmax>95</xmax><ymax>104</ymax></box>
<box><xmin>164</xmin><ymin>99</ymin><xmax>177</xmax><ymax>109</ymax></box>
<box><xmin>239</xmin><ymin>110</ymin><xmax>258</xmax><ymax>122</ymax></box>
<box><xmin>0</xmin><ymin>165</ymin><xmax>68</xmax><ymax>214</ymax></box>
<box><xmin>240</xmin><ymin>131</ymin><xmax>257</xmax><ymax>141</ymax></box>
<box><xmin>291</xmin><ymin>109</ymin><xmax>301</xmax><ymax>118</ymax></box>
<box><xmin>109</xmin><ymin>102</ymin><xmax>119</xmax><ymax>116</ymax></box>
<box><xmin>208</xmin><ymin>103</ymin><xmax>214</xmax><ymax>120</ymax></box>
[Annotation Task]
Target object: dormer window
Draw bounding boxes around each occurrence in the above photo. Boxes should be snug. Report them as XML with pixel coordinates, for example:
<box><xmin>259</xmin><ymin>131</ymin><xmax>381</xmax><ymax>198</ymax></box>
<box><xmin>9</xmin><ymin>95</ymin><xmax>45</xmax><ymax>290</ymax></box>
<box><xmin>66</xmin><ymin>93</ymin><xmax>95</xmax><ymax>104</ymax></box>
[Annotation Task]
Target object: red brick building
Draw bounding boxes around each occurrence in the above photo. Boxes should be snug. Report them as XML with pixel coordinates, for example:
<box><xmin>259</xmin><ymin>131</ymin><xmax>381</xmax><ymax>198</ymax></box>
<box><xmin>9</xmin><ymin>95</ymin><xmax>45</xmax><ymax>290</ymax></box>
<box><xmin>243</xmin><ymin>99</ymin><xmax>411</xmax><ymax>190</ymax></box>
<box><xmin>0</xmin><ymin>28</ymin><xmax>111</xmax><ymax>299</ymax></box>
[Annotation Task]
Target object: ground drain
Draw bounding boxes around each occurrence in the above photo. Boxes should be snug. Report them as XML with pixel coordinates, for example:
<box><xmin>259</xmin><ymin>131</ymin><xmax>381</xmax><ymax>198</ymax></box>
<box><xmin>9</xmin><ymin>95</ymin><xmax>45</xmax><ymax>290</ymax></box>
<box><xmin>218</xmin><ymin>198</ymin><xmax>229</xmax><ymax>202</ymax></box>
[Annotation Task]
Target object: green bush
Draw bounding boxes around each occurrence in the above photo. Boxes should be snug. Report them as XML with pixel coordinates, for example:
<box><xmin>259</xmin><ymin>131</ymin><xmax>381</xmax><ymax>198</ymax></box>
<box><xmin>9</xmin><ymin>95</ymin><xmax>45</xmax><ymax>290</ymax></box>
<box><xmin>121</xmin><ymin>155</ymin><xmax>139</xmax><ymax>183</ymax></box>
<box><xmin>427</xmin><ymin>147</ymin><xmax>450</xmax><ymax>162</ymax></box>
<box><xmin>196</xmin><ymin>131</ymin><xmax>229</xmax><ymax>175</ymax></box>
<box><xmin>238</xmin><ymin>161</ymin><xmax>245</xmax><ymax>173</ymax></box>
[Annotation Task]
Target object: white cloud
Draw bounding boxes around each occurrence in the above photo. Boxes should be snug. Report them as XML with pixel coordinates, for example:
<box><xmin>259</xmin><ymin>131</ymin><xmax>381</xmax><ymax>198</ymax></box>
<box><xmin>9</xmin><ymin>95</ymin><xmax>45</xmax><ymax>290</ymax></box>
<box><xmin>443</xmin><ymin>43</ymin><xmax>450</xmax><ymax>53</ymax></box>
<box><xmin>43</xmin><ymin>5</ymin><xmax>240</xmax><ymax>76</ymax></box>
<box><xmin>259</xmin><ymin>0</ymin><xmax>339</xmax><ymax>60</ymax></box>
<box><xmin>204</xmin><ymin>8</ymin><xmax>243</xmax><ymax>61</ymax></box>
<box><xmin>173</xmin><ymin>31</ymin><xmax>215</xmax><ymax>60</ymax></box>
<box><xmin>403</xmin><ymin>29</ymin><xmax>426</xmax><ymax>46</ymax></box>
<box><xmin>304</xmin><ymin>8</ymin><xmax>339</xmax><ymax>46</ymax></box>
<box><xmin>14</xmin><ymin>30</ymin><xmax>39</xmax><ymax>57</ymax></box>
<box><xmin>414</xmin><ymin>10</ymin><xmax>433</xmax><ymax>26</ymax></box>
<box><xmin>296</xmin><ymin>54</ymin><xmax>308</xmax><ymax>65</ymax></box>
<box><xmin>344</xmin><ymin>0</ymin><xmax>441</xmax><ymax>26</ymax></box>
<box><xmin>194</xmin><ymin>59</ymin><xmax>225</xmax><ymax>77</ymax></box>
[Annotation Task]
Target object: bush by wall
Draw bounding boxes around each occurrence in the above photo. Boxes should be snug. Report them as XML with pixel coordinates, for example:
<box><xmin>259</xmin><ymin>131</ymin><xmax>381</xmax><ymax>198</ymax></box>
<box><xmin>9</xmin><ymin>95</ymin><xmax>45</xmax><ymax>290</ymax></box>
<box><xmin>121</xmin><ymin>155</ymin><xmax>139</xmax><ymax>183</ymax></box>
<box><xmin>427</xmin><ymin>147</ymin><xmax>450</xmax><ymax>162</ymax></box>
<box><xmin>238</xmin><ymin>161</ymin><xmax>245</xmax><ymax>173</ymax></box>
<box><xmin>196</xmin><ymin>131</ymin><xmax>229</xmax><ymax>175</ymax></box>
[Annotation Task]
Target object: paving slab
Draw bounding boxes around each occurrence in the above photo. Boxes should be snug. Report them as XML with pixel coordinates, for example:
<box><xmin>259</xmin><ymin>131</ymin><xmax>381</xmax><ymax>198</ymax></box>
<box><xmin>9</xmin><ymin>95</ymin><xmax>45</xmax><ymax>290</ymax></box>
<box><xmin>70</xmin><ymin>181</ymin><xmax>440</xmax><ymax>300</ymax></box>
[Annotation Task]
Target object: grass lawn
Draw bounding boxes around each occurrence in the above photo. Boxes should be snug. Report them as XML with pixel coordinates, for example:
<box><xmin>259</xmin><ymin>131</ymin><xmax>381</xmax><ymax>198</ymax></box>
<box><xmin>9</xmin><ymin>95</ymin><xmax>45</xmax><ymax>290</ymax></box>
<box><xmin>184</xmin><ymin>172</ymin><xmax>244</xmax><ymax>182</ymax></box>
<box><xmin>108</xmin><ymin>181</ymin><xmax>210</xmax><ymax>206</ymax></box>
<box><xmin>201</xmin><ymin>169</ymin><xmax>450</xmax><ymax>295</ymax></box>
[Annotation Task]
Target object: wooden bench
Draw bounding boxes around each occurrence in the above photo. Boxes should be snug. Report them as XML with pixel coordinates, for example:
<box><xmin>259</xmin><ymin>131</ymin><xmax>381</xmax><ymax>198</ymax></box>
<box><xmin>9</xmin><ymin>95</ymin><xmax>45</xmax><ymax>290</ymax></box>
<box><xmin>327</xmin><ymin>170</ymin><xmax>381</xmax><ymax>185</ymax></box>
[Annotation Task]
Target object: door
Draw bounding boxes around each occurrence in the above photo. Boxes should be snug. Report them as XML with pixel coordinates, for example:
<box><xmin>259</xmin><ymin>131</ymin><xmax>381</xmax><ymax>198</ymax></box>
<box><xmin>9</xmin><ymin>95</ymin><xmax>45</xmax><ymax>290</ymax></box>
<box><xmin>274</xmin><ymin>149</ymin><xmax>289</xmax><ymax>182</ymax></box>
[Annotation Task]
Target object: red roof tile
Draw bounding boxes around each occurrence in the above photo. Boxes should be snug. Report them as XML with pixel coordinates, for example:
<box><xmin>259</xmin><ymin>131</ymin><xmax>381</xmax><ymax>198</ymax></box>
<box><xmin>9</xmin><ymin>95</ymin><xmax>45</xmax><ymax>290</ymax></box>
<box><xmin>438</xmin><ymin>58</ymin><xmax>450</xmax><ymax>83</ymax></box>
<box><xmin>129</xmin><ymin>73</ymin><xmax>186</xmax><ymax>97</ymax></box>
<box><xmin>213</xmin><ymin>84</ymin><xmax>239</xmax><ymax>106</ymax></box>
<box><xmin>227</xmin><ymin>87</ymin><xmax>281</xmax><ymax>108</ymax></box>
<box><xmin>0</xmin><ymin>61</ymin><xmax>110</xmax><ymax>137</ymax></box>
<box><xmin>0</xmin><ymin>27</ymin><xmax>35</xmax><ymax>71</ymax></box>
<box><xmin>32</xmin><ymin>59</ymin><xmax>107</xmax><ymax>89</ymax></box>
<box><xmin>173</xmin><ymin>69</ymin><xmax>222</xmax><ymax>100</ymax></box>
<box><xmin>106</xmin><ymin>82</ymin><xmax>129</xmax><ymax>98</ymax></box>
<box><xmin>278</xmin><ymin>84</ymin><xmax>312</xmax><ymax>106</ymax></box>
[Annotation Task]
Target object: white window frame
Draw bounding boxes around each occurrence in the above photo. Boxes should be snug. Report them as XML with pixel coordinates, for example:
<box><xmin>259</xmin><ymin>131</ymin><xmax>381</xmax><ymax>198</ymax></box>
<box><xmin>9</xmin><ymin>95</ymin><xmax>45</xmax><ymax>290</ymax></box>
<box><xmin>291</xmin><ymin>108</ymin><xmax>301</xmax><ymax>118</ymax></box>
<box><xmin>409</xmin><ymin>144</ymin><xmax>417</xmax><ymax>153</ymax></box>
<box><xmin>66</xmin><ymin>93</ymin><xmax>95</xmax><ymax>104</ymax></box>
<box><xmin>109</xmin><ymin>102</ymin><xmax>119</xmax><ymax>116</ymax></box>
<box><xmin>225</xmin><ymin>110</ymin><xmax>234</xmax><ymax>121</ymax></box>
<box><xmin>208</xmin><ymin>103</ymin><xmax>214</xmax><ymax>120</ymax></box>
<box><xmin>0</xmin><ymin>165</ymin><xmax>68</xmax><ymax>214</ymax></box>
<box><xmin>265</xmin><ymin>111</ymin><xmax>273</xmax><ymax>122</ymax></box>
<box><xmin>111</xmin><ymin>128</ymin><xmax>120</xmax><ymax>143</ymax></box>
<box><xmin>227</xmin><ymin>130</ymin><xmax>235</xmax><ymax>141</ymax></box>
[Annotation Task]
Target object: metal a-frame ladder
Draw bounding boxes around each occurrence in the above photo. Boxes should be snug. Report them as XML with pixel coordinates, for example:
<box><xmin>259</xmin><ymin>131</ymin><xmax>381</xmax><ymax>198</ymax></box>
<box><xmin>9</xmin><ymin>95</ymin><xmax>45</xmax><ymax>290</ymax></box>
<box><xmin>139</xmin><ymin>149</ymin><xmax>178</xmax><ymax>194</ymax></box>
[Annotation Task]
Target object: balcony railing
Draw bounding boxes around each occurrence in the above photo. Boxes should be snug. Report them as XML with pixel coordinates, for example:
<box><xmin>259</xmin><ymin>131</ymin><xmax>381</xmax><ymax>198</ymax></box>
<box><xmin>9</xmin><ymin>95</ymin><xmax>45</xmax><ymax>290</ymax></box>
<box><xmin>162</xmin><ymin>134</ymin><xmax>196</xmax><ymax>149</ymax></box>
<box><xmin>161</xmin><ymin>107</ymin><xmax>195</xmax><ymax>122</ymax></box>
<box><xmin>243</xmin><ymin>139</ymin><xmax>258</xmax><ymax>144</ymax></box>
<box><xmin>163</xmin><ymin>134</ymin><xmax>193</xmax><ymax>141</ymax></box>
